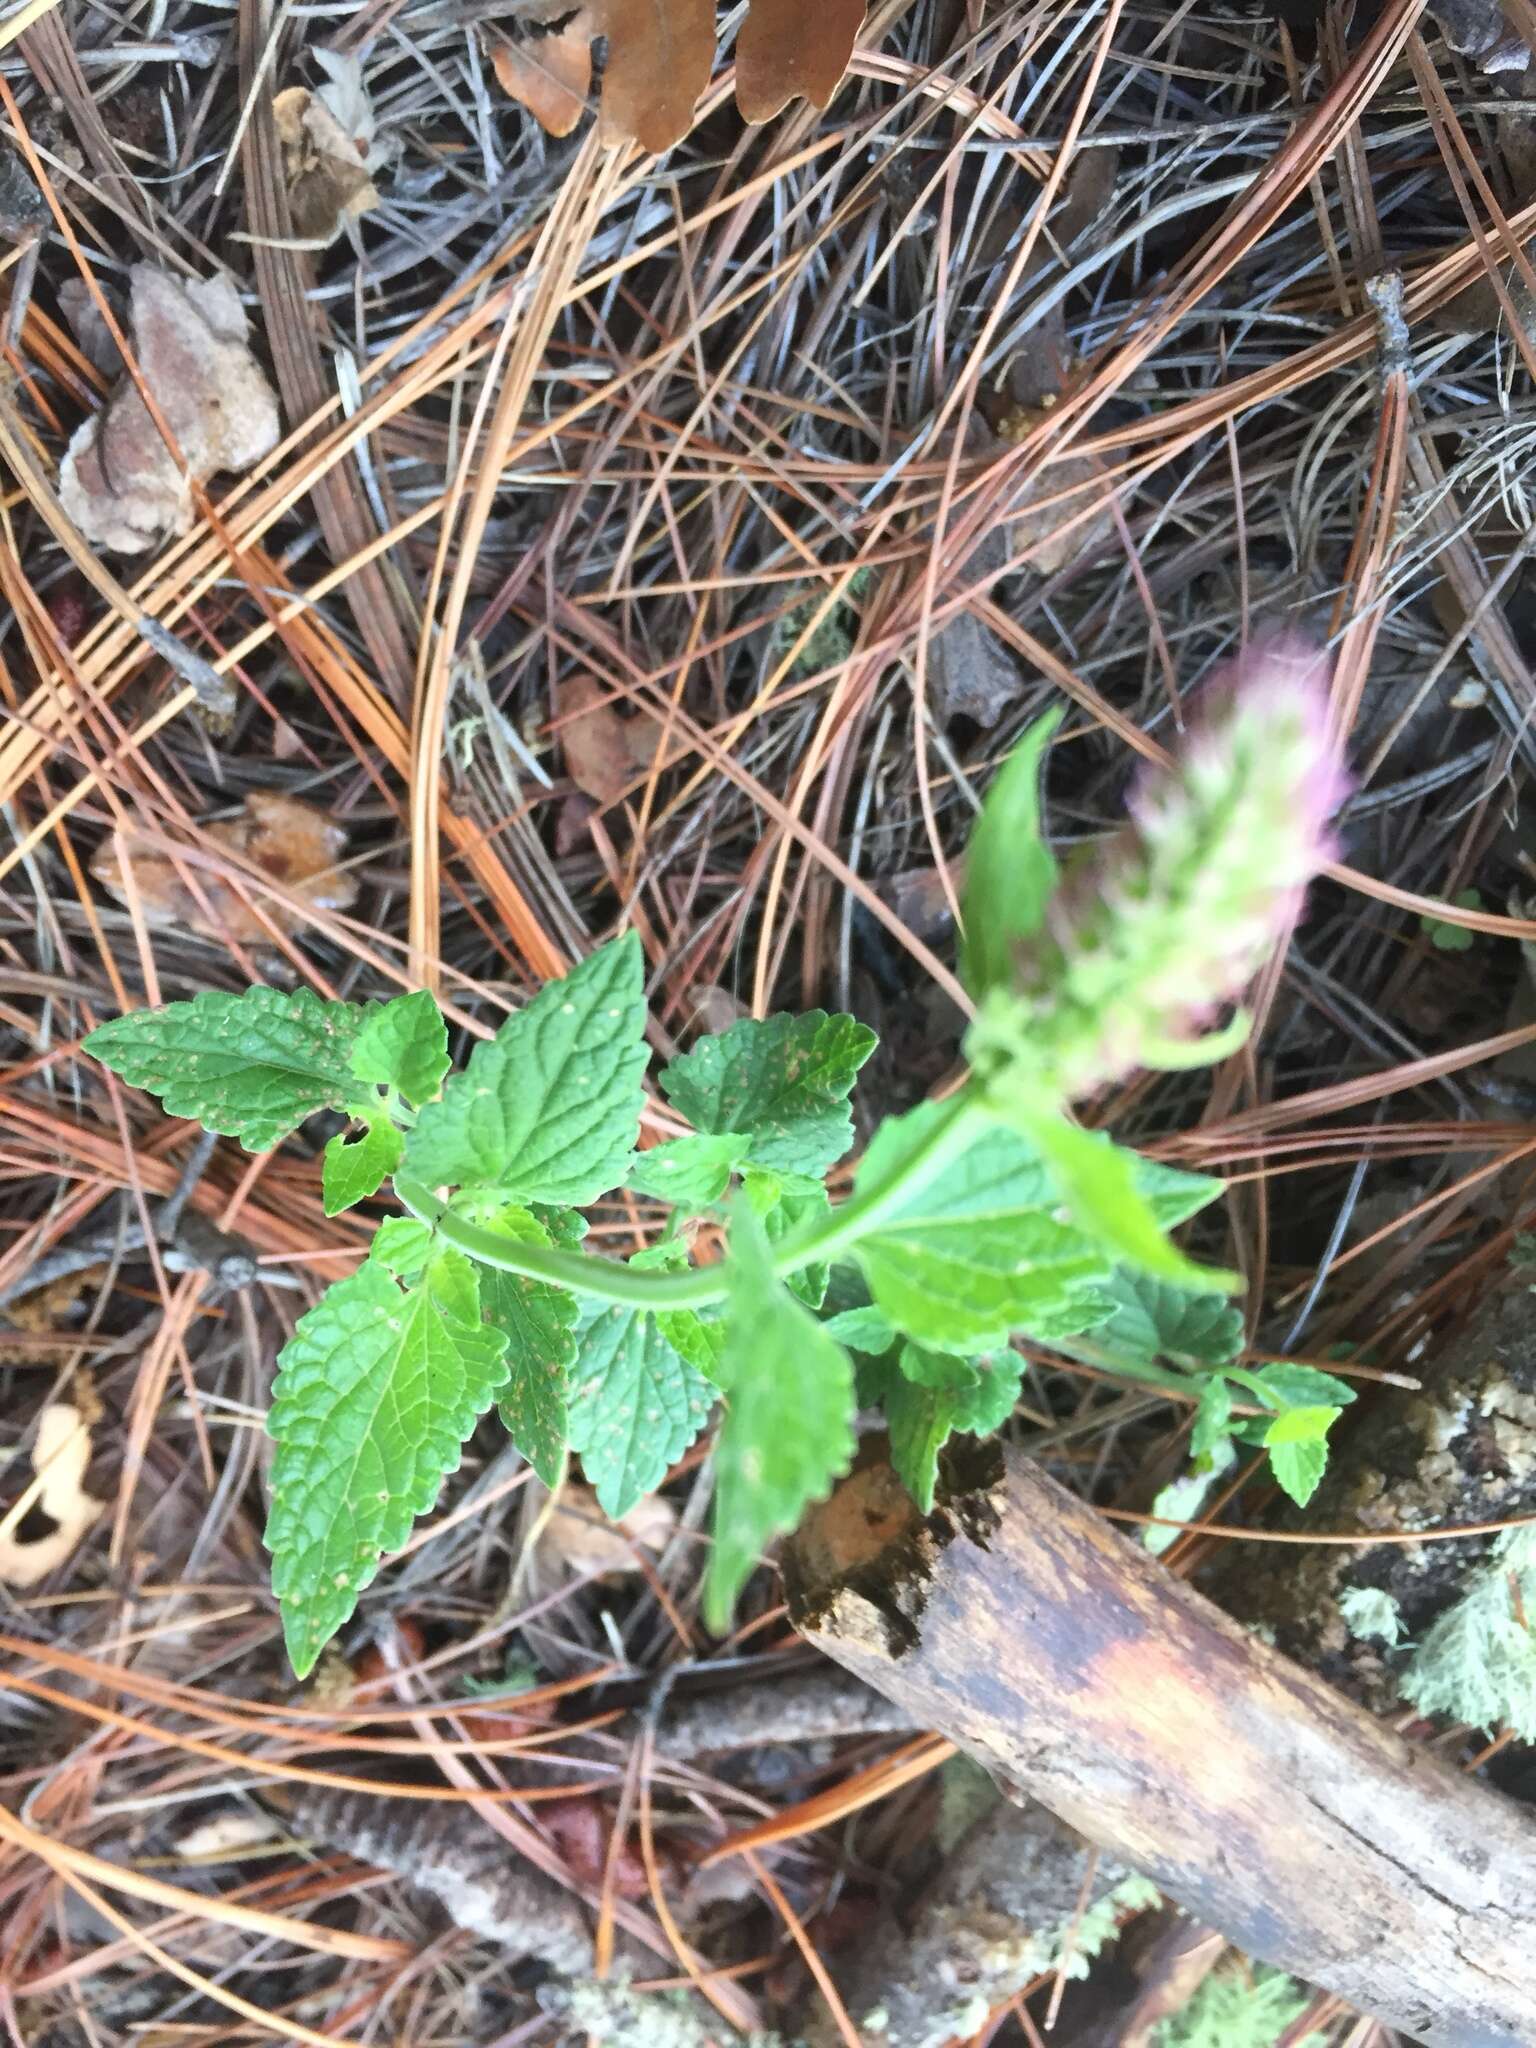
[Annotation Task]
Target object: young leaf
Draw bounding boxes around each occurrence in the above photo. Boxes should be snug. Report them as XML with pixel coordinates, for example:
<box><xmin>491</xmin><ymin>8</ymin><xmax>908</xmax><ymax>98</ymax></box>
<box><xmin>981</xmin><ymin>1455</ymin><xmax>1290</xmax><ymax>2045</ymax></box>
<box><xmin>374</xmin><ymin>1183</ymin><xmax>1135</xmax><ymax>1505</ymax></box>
<box><xmin>1002</xmin><ymin>1092</ymin><xmax>1235</xmax><ymax>1294</ymax></box>
<box><xmin>1264</xmin><ymin>1404</ymin><xmax>1341</xmax><ymax>1445</ymax></box>
<box><xmin>756</xmin><ymin>1169</ymin><xmax>833</xmax><ymax>1306</ymax></box>
<box><xmin>961</xmin><ymin>710</ymin><xmax>1061</xmax><ymax>999</ymax></box>
<box><xmin>350</xmin><ymin>988</ymin><xmax>450</xmax><ymax>1106</ymax></box>
<box><xmin>1091</xmin><ymin>1271</ymin><xmax>1245</xmax><ymax>1373</ymax></box>
<box><xmin>704</xmin><ymin>1214</ymin><xmax>856</xmax><ymax>1630</ymax></box>
<box><xmin>321</xmin><ymin>1119</ymin><xmax>403</xmax><ymax>1216</ymax></box>
<box><xmin>950</xmin><ymin>1352</ymin><xmax>1025</xmax><ymax>1436</ymax></box>
<box><xmin>885</xmin><ymin>1376</ymin><xmax>956</xmax><ymax>1513</ymax></box>
<box><xmin>404</xmin><ymin>933</ymin><xmax>648</xmax><ymax>1204</ymax></box>
<box><xmin>850</xmin><ymin>1109</ymin><xmax>1113</xmax><ymax>1353</ymax></box>
<box><xmin>1190</xmin><ymin>1374</ymin><xmax>1233</xmax><ymax>1463</ymax></box>
<box><xmin>1266</xmin><ymin>1430</ymin><xmax>1332</xmax><ymax>1508</ymax></box>
<box><xmin>1239</xmin><ymin>1360</ymin><xmax>1356</xmax><ymax>1413</ymax></box>
<box><xmin>627</xmin><ymin>1131</ymin><xmax>751</xmax><ymax>1208</ymax></box>
<box><xmin>265</xmin><ymin>1249</ymin><xmax>509</xmax><ymax>1676</ymax></box>
<box><xmin>628</xmin><ymin>1241</ymin><xmax>726</xmax><ymax>1386</ymax></box>
<box><xmin>371</xmin><ymin>1215</ymin><xmax>434</xmax><ymax>1280</ymax></box>
<box><xmin>460</xmin><ymin>1199</ymin><xmax>578</xmax><ymax>1489</ymax></box>
<box><xmin>660</xmin><ymin>1011</ymin><xmax>876</xmax><ymax>1178</ymax></box>
<box><xmin>821</xmin><ymin>1305</ymin><xmax>898</xmax><ymax>1354</ymax></box>
<box><xmin>874</xmin><ymin>1346</ymin><xmax>1024</xmax><ymax>1510</ymax></box>
<box><xmin>898</xmin><ymin>1343</ymin><xmax>983</xmax><ymax>1390</ymax></box>
<box><xmin>566</xmin><ymin>1303</ymin><xmax>715</xmax><ymax>1519</ymax></box>
<box><xmin>85</xmin><ymin>986</ymin><xmax>365</xmax><ymax>1151</ymax></box>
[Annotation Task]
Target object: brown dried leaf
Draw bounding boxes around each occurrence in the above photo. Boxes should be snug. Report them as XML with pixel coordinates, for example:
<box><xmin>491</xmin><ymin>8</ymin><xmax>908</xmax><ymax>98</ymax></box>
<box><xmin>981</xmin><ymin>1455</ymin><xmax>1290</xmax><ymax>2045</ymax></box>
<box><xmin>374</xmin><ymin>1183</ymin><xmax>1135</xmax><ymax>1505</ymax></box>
<box><xmin>58</xmin><ymin>267</ymin><xmax>281</xmax><ymax>555</ymax></box>
<box><xmin>555</xmin><ymin>674</ymin><xmax>679</xmax><ymax>806</ymax></box>
<box><xmin>272</xmin><ymin>85</ymin><xmax>379</xmax><ymax>243</ymax></box>
<box><xmin>735</xmin><ymin>0</ymin><xmax>866</xmax><ymax>123</ymax></box>
<box><xmin>535</xmin><ymin>1481</ymin><xmax>677</xmax><ymax>1579</ymax></box>
<box><xmin>0</xmin><ymin>1402</ymin><xmax>104</xmax><ymax>1589</ymax></box>
<box><xmin>486</xmin><ymin>18</ymin><xmax>592</xmax><ymax>137</ymax></box>
<box><xmin>597</xmin><ymin>0</ymin><xmax>716</xmax><ymax>152</ymax></box>
<box><xmin>90</xmin><ymin>791</ymin><xmax>358</xmax><ymax>944</ymax></box>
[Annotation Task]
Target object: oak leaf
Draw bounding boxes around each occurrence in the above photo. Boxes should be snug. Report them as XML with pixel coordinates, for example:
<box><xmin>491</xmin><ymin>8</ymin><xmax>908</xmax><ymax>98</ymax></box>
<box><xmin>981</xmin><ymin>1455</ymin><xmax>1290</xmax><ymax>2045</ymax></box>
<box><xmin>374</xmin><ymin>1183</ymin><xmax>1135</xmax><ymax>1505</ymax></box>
<box><xmin>485</xmin><ymin>13</ymin><xmax>592</xmax><ymax>137</ymax></box>
<box><xmin>735</xmin><ymin>0</ymin><xmax>868</xmax><ymax>122</ymax></box>
<box><xmin>90</xmin><ymin>791</ymin><xmax>358</xmax><ymax>945</ymax></box>
<box><xmin>489</xmin><ymin>0</ymin><xmax>867</xmax><ymax>151</ymax></box>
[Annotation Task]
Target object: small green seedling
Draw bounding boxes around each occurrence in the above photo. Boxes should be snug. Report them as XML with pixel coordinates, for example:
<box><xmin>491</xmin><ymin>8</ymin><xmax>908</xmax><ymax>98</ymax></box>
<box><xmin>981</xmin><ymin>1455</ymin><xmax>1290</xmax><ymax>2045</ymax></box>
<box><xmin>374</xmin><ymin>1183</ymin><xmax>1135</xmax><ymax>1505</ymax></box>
<box><xmin>85</xmin><ymin>638</ymin><xmax>1349</xmax><ymax>1676</ymax></box>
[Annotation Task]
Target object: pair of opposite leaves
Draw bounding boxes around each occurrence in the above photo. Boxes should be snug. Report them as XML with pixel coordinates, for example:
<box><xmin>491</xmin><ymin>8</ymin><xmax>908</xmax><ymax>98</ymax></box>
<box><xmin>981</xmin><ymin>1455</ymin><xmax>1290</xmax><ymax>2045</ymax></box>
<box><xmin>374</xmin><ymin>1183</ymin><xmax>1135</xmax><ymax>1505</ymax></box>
<box><xmin>491</xmin><ymin>0</ymin><xmax>867</xmax><ymax>151</ymax></box>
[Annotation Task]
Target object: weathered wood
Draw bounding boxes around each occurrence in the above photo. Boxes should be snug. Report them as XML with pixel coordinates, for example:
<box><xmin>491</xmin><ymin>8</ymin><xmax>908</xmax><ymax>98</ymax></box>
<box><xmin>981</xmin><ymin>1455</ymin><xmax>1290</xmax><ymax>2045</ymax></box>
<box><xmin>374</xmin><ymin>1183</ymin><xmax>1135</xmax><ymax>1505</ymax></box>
<box><xmin>785</xmin><ymin>1446</ymin><xmax>1536</xmax><ymax>2048</ymax></box>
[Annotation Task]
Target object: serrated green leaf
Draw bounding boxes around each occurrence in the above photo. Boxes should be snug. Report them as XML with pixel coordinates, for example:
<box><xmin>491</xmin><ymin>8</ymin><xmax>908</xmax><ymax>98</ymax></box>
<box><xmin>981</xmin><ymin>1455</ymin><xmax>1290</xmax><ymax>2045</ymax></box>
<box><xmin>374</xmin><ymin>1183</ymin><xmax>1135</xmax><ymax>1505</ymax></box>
<box><xmin>961</xmin><ymin>711</ymin><xmax>1061</xmax><ymax>999</ymax></box>
<box><xmin>265</xmin><ymin>1249</ymin><xmax>509</xmax><ymax>1676</ymax></box>
<box><xmin>820</xmin><ymin>1306</ymin><xmax>897</xmax><ymax>1354</ymax></box>
<box><xmin>1267</xmin><ymin>1431</ymin><xmax>1331</xmax><ymax>1508</ymax></box>
<box><xmin>1092</xmin><ymin>1270</ymin><xmax>1245</xmax><ymax>1373</ymax></box>
<box><xmin>886</xmin><ymin>1376</ymin><xmax>956</xmax><ymax>1512</ymax></box>
<box><xmin>533</xmin><ymin>1204</ymin><xmax>588</xmax><ymax>1249</ymax></box>
<box><xmin>1002</xmin><ymin>1094</ymin><xmax>1234</xmax><ymax>1294</ymax></box>
<box><xmin>759</xmin><ymin>1170</ymin><xmax>832</xmax><ymax>1306</ymax></box>
<box><xmin>873</xmin><ymin>1346</ymin><xmax>1022</xmax><ymax>1510</ymax></box>
<box><xmin>459</xmin><ymin>1199</ymin><xmax>577</xmax><ymax>1489</ymax></box>
<box><xmin>567</xmin><ymin>1304</ymin><xmax>714</xmax><ymax>1518</ymax></box>
<box><xmin>628</xmin><ymin>1132</ymin><xmax>751</xmax><ymax>1208</ymax></box>
<box><xmin>85</xmin><ymin>987</ymin><xmax>365</xmax><ymax>1152</ymax></box>
<box><xmin>350</xmin><ymin>990</ymin><xmax>450</xmax><ymax>1106</ymax></box>
<box><xmin>1191</xmin><ymin>1375</ymin><xmax>1232</xmax><ymax>1463</ymax></box>
<box><xmin>898</xmin><ymin>1342</ymin><xmax>981</xmax><ymax>1390</ymax></box>
<box><xmin>660</xmin><ymin>1011</ymin><xmax>877</xmax><ymax>1177</ymax></box>
<box><xmin>404</xmin><ymin>934</ymin><xmax>648</xmax><ymax>1204</ymax></box>
<box><xmin>371</xmin><ymin>1215</ymin><xmax>434</xmax><ymax>1279</ymax></box>
<box><xmin>322</xmin><ymin>1120</ymin><xmax>403</xmax><ymax>1216</ymax></box>
<box><xmin>704</xmin><ymin>1215</ymin><xmax>856</xmax><ymax>1630</ymax></box>
<box><xmin>851</xmin><ymin>1108</ymin><xmax>1113</xmax><ymax>1353</ymax></box>
<box><xmin>1264</xmin><ymin>1404</ymin><xmax>1340</xmax><ymax>1446</ymax></box>
<box><xmin>628</xmin><ymin>1241</ymin><xmax>727</xmax><ymax>1386</ymax></box>
<box><xmin>949</xmin><ymin>1352</ymin><xmax>1024</xmax><ymax>1435</ymax></box>
<box><xmin>1240</xmin><ymin>1361</ymin><xmax>1356</xmax><ymax>1412</ymax></box>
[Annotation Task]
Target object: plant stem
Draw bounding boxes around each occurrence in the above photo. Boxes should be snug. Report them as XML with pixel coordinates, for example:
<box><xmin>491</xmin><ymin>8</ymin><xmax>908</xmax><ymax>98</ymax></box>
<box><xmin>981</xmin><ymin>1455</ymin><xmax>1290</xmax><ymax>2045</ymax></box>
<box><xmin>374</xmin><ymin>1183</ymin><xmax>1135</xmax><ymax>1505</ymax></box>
<box><xmin>392</xmin><ymin>1090</ymin><xmax>992</xmax><ymax>1311</ymax></box>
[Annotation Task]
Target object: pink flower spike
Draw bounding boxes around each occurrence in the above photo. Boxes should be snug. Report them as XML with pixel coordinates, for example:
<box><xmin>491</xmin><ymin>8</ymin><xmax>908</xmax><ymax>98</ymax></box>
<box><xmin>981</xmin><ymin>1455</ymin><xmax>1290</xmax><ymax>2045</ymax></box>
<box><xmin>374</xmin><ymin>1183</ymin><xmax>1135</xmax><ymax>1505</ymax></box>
<box><xmin>1011</xmin><ymin>632</ymin><xmax>1350</xmax><ymax>1101</ymax></box>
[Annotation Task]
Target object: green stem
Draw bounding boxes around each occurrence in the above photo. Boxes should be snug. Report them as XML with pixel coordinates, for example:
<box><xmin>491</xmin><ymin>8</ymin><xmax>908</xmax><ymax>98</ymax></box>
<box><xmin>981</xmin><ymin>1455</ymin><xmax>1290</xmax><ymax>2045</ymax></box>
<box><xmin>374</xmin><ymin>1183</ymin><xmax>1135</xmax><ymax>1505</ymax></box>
<box><xmin>392</xmin><ymin>1090</ymin><xmax>991</xmax><ymax>1311</ymax></box>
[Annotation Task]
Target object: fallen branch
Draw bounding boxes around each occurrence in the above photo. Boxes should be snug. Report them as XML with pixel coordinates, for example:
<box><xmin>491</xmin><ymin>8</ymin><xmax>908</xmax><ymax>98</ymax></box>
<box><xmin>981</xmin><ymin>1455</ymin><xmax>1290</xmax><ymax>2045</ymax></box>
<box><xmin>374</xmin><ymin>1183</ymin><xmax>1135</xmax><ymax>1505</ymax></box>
<box><xmin>785</xmin><ymin>1444</ymin><xmax>1536</xmax><ymax>2048</ymax></box>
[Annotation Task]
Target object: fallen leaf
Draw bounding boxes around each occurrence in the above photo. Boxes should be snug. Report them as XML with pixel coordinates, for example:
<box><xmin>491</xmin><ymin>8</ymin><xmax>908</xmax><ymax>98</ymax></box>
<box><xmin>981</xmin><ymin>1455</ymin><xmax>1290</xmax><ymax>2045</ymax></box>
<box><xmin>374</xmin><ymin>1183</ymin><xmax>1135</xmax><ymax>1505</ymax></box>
<box><xmin>485</xmin><ymin>13</ymin><xmax>592</xmax><ymax>137</ymax></box>
<box><xmin>735</xmin><ymin>0</ymin><xmax>867</xmax><ymax>122</ymax></box>
<box><xmin>487</xmin><ymin>0</ymin><xmax>863</xmax><ymax>150</ymax></box>
<box><xmin>59</xmin><ymin>267</ymin><xmax>281</xmax><ymax>555</ymax></box>
<box><xmin>272</xmin><ymin>85</ymin><xmax>378</xmax><ymax>243</ymax></box>
<box><xmin>555</xmin><ymin>674</ymin><xmax>680</xmax><ymax>806</ymax></box>
<box><xmin>0</xmin><ymin>1402</ymin><xmax>104</xmax><ymax>1588</ymax></box>
<box><xmin>535</xmin><ymin>1481</ymin><xmax>678</xmax><ymax>1579</ymax></box>
<box><xmin>596</xmin><ymin>0</ymin><xmax>716</xmax><ymax>152</ymax></box>
<box><xmin>90</xmin><ymin>791</ymin><xmax>358</xmax><ymax>945</ymax></box>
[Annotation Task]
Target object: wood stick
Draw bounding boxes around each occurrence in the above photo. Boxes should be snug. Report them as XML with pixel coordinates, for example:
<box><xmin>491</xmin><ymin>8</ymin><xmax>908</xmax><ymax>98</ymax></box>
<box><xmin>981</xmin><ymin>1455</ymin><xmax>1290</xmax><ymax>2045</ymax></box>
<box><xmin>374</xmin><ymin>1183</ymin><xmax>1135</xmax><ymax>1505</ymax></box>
<box><xmin>785</xmin><ymin>1444</ymin><xmax>1536</xmax><ymax>2048</ymax></box>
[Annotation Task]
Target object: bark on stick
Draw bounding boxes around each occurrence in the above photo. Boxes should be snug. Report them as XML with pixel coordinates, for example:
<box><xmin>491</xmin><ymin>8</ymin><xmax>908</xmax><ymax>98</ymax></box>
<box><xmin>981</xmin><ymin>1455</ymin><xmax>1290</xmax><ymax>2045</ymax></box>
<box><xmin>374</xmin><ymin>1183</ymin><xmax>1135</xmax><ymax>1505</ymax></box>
<box><xmin>784</xmin><ymin>1445</ymin><xmax>1536</xmax><ymax>2048</ymax></box>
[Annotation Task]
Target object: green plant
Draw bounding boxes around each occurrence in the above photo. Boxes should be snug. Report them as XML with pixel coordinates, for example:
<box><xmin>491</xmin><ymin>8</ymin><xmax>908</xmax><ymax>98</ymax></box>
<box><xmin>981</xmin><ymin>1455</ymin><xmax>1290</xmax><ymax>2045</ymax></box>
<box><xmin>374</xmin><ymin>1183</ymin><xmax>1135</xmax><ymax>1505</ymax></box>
<box><xmin>85</xmin><ymin>639</ymin><xmax>1348</xmax><ymax>1677</ymax></box>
